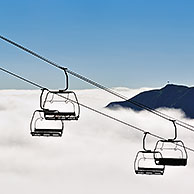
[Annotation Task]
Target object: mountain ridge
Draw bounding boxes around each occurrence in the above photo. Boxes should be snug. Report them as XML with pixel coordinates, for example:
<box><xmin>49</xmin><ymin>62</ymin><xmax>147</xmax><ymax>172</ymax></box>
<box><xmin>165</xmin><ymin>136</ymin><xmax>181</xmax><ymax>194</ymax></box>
<box><xmin>106</xmin><ymin>84</ymin><xmax>194</xmax><ymax>118</ymax></box>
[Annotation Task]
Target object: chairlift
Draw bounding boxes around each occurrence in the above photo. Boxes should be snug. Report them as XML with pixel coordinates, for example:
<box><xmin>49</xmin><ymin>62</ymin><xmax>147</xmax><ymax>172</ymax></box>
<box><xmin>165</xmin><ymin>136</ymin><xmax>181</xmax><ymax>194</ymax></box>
<box><xmin>30</xmin><ymin>110</ymin><xmax>64</xmax><ymax>137</ymax></box>
<box><xmin>154</xmin><ymin>120</ymin><xmax>188</xmax><ymax>166</ymax></box>
<box><xmin>40</xmin><ymin>89</ymin><xmax>80</xmax><ymax>120</ymax></box>
<box><xmin>38</xmin><ymin>69</ymin><xmax>80</xmax><ymax>120</ymax></box>
<box><xmin>134</xmin><ymin>132</ymin><xmax>165</xmax><ymax>175</ymax></box>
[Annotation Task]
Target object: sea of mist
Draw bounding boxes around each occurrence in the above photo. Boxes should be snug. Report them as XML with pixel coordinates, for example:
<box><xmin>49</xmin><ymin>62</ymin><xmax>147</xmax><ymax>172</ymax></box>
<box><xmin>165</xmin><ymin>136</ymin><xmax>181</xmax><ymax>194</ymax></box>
<box><xmin>0</xmin><ymin>87</ymin><xmax>194</xmax><ymax>194</ymax></box>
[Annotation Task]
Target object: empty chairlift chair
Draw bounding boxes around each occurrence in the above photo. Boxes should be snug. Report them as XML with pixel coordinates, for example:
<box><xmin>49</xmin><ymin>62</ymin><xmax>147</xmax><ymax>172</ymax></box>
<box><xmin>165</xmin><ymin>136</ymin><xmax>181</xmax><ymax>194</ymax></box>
<box><xmin>154</xmin><ymin>120</ymin><xmax>188</xmax><ymax>166</ymax></box>
<box><xmin>40</xmin><ymin>88</ymin><xmax>80</xmax><ymax>121</ymax></box>
<box><xmin>30</xmin><ymin>110</ymin><xmax>64</xmax><ymax>137</ymax></box>
<box><xmin>134</xmin><ymin>132</ymin><xmax>165</xmax><ymax>175</ymax></box>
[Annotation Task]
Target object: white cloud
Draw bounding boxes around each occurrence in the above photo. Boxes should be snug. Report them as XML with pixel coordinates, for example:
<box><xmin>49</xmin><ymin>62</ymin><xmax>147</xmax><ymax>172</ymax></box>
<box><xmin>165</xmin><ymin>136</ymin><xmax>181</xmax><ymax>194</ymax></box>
<box><xmin>0</xmin><ymin>88</ymin><xmax>194</xmax><ymax>194</ymax></box>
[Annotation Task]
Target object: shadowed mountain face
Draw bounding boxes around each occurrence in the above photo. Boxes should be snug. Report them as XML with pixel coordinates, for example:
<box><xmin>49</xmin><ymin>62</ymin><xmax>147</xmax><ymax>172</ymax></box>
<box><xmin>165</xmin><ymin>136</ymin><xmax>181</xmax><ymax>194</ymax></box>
<box><xmin>106</xmin><ymin>84</ymin><xmax>194</xmax><ymax>118</ymax></box>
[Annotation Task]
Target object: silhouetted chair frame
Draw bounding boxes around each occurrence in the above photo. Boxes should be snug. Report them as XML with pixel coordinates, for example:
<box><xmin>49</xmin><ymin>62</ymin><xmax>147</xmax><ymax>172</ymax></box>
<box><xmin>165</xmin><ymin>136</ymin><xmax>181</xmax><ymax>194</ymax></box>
<box><xmin>30</xmin><ymin>110</ymin><xmax>64</xmax><ymax>137</ymax></box>
<box><xmin>134</xmin><ymin>132</ymin><xmax>165</xmax><ymax>175</ymax></box>
<box><xmin>40</xmin><ymin>89</ymin><xmax>80</xmax><ymax>121</ymax></box>
<box><xmin>154</xmin><ymin>120</ymin><xmax>188</xmax><ymax>166</ymax></box>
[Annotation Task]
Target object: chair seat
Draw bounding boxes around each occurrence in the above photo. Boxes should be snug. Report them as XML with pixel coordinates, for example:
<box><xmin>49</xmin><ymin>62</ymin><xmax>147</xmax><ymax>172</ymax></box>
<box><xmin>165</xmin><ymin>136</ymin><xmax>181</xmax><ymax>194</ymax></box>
<box><xmin>155</xmin><ymin>158</ymin><xmax>187</xmax><ymax>166</ymax></box>
<box><xmin>136</xmin><ymin>167</ymin><xmax>164</xmax><ymax>175</ymax></box>
<box><xmin>44</xmin><ymin>111</ymin><xmax>78</xmax><ymax>120</ymax></box>
<box><xmin>34</xmin><ymin>128</ymin><xmax>63</xmax><ymax>132</ymax></box>
<box><xmin>31</xmin><ymin>129</ymin><xmax>63</xmax><ymax>137</ymax></box>
<box><xmin>44</xmin><ymin>111</ymin><xmax>76</xmax><ymax>116</ymax></box>
<box><xmin>44</xmin><ymin>111</ymin><xmax>77</xmax><ymax>120</ymax></box>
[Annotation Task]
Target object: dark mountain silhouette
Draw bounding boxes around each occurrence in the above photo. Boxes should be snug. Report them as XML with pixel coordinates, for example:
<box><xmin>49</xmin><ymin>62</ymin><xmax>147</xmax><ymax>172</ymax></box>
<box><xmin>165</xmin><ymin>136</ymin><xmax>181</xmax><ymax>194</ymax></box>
<box><xmin>106</xmin><ymin>84</ymin><xmax>194</xmax><ymax>118</ymax></box>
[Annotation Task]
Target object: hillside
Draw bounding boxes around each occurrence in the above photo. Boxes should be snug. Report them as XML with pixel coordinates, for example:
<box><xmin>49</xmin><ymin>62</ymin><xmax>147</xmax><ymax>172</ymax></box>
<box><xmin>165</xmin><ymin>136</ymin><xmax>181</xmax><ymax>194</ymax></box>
<box><xmin>106</xmin><ymin>84</ymin><xmax>194</xmax><ymax>118</ymax></box>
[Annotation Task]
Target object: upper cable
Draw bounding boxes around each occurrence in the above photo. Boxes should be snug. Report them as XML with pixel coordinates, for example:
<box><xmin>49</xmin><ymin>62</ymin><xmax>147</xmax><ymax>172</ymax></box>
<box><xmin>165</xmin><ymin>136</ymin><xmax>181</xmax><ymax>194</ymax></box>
<box><xmin>1</xmin><ymin>34</ymin><xmax>194</xmax><ymax>133</ymax></box>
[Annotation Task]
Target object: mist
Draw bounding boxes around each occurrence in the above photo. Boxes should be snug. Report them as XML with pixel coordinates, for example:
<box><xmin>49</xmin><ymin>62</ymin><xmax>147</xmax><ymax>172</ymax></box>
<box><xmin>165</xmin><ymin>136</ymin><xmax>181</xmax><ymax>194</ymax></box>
<box><xmin>0</xmin><ymin>87</ymin><xmax>194</xmax><ymax>194</ymax></box>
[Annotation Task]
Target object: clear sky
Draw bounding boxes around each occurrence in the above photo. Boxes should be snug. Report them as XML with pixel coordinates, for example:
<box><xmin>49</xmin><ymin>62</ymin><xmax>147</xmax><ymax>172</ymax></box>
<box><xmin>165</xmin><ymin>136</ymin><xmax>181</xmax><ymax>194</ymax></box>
<box><xmin>0</xmin><ymin>0</ymin><xmax>194</xmax><ymax>89</ymax></box>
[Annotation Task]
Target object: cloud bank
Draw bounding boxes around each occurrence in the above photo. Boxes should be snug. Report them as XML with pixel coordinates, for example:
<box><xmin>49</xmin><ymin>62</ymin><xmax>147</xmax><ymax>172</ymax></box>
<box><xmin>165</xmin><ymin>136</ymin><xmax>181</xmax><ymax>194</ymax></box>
<box><xmin>0</xmin><ymin>87</ymin><xmax>194</xmax><ymax>194</ymax></box>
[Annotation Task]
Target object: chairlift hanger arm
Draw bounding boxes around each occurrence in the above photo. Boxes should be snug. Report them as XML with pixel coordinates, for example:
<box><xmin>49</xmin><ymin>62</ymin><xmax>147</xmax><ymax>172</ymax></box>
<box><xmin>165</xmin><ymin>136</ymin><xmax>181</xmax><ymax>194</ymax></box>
<box><xmin>143</xmin><ymin>132</ymin><xmax>151</xmax><ymax>152</ymax></box>
<box><xmin>168</xmin><ymin>120</ymin><xmax>177</xmax><ymax>141</ymax></box>
<box><xmin>63</xmin><ymin>69</ymin><xmax>68</xmax><ymax>91</ymax></box>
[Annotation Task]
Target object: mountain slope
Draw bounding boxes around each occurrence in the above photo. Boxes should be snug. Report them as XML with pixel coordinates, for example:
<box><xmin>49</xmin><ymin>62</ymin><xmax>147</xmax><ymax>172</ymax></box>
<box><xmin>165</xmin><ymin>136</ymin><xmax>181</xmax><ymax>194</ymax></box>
<box><xmin>106</xmin><ymin>84</ymin><xmax>194</xmax><ymax>118</ymax></box>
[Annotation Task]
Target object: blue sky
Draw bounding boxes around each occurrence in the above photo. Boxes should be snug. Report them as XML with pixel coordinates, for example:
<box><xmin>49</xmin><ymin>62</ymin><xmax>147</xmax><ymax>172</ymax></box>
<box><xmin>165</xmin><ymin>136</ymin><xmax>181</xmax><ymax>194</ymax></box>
<box><xmin>0</xmin><ymin>0</ymin><xmax>194</xmax><ymax>89</ymax></box>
